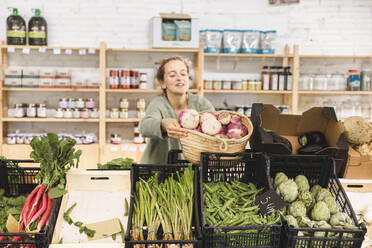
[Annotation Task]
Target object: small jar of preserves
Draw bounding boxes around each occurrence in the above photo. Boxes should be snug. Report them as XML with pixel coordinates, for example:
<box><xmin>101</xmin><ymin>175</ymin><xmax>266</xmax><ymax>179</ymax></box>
<box><xmin>85</xmin><ymin>98</ymin><xmax>95</xmax><ymax>109</ymax></box>
<box><xmin>110</xmin><ymin>133</ymin><xmax>122</xmax><ymax>144</ymax></box>
<box><xmin>26</xmin><ymin>104</ymin><xmax>37</xmax><ymax>118</ymax></box>
<box><xmin>212</xmin><ymin>80</ymin><xmax>222</xmax><ymax>90</ymax></box>
<box><xmin>80</xmin><ymin>108</ymin><xmax>90</xmax><ymax>119</ymax></box>
<box><xmin>222</xmin><ymin>80</ymin><xmax>231</xmax><ymax>90</ymax></box>
<box><xmin>204</xmin><ymin>80</ymin><xmax>212</xmax><ymax>90</ymax></box>
<box><xmin>73</xmin><ymin>108</ymin><xmax>80</xmax><ymax>118</ymax></box>
<box><xmin>67</xmin><ymin>98</ymin><xmax>76</xmax><ymax>109</ymax></box>
<box><xmin>37</xmin><ymin>104</ymin><xmax>47</xmax><ymax>118</ymax></box>
<box><xmin>55</xmin><ymin>108</ymin><xmax>64</xmax><ymax>118</ymax></box>
<box><xmin>90</xmin><ymin>108</ymin><xmax>99</xmax><ymax>118</ymax></box>
<box><xmin>120</xmin><ymin>108</ymin><xmax>129</xmax><ymax>119</ymax></box>
<box><xmin>58</xmin><ymin>98</ymin><xmax>68</xmax><ymax>109</ymax></box>
<box><xmin>110</xmin><ymin>108</ymin><xmax>119</xmax><ymax>119</ymax></box>
<box><xmin>232</xmin><ymin>80</ymin><xmax>242</xmax><ymax>90</ymax></box>
<box><xmin>15</xmin><ymin>104</ymin><xmax>24</xmax><ymax>118</ymax></box>
<box><xmin>6</xmin><ymin>134</ymin><xmax>16</xmax><ymax>144</ymax></box>
<box><xmin>136</xmin><ymin>98</ymin><xmax>146</xmax><ymax>109</ymax></box>
<box><xmin>76</xmin><ymin>98</ymin><xmax>85</xmax><ymax>108</ymax></box>
<box><xmin>63</xmin><ymin>108</ymin><xmax>72</xmax><ymax>118</ymax></box>
<box><xmin>120</xmin><ymin>98</ymin><xmax>129</xmax><ymax>109</ymax></box>
<box><xmin>16</xmin><ymin>135</ymin><xmax>25</xmax><ymax>144</ymax></box>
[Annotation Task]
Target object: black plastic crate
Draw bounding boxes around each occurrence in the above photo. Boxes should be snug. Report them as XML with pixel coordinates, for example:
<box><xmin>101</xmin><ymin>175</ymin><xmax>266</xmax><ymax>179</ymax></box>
<box><xmin>199</xmin><ymin>152</ymin><xmax>282</xmax><ymax>248</ymax></box>
<box><xmin>125</xmin><ymin>164</ymin><xmax>202</xmax><ymax>248</ymax></box>
<box><xmin>268</xmin><ymin>154</ymin><xmax>367</xmax><ymax>248</ymax></box>
<box><xmin>0</xmin><ymin>159</ymin><xmax>62</xmax><ymax>248</ymax></box>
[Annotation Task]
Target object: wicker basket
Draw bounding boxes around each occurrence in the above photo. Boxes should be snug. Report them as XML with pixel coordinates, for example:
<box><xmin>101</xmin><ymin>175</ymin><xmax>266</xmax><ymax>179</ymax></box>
<box><xmin>179</xmin><ymin>111</ymin><xmax>253</xmax><ymax>164</ymax></box>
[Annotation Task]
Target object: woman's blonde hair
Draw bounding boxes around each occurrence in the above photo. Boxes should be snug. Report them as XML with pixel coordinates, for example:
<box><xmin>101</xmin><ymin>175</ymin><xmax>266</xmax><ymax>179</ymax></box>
<box><xmin>156</xmin><ymin>56</ymin><xmax>191</xmax><ymax>83</ymax></box>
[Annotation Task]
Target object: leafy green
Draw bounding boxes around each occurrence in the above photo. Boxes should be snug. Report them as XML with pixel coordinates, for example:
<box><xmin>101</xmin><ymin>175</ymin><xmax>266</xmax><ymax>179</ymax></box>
<box><xmin>63</xmin><ymin>202</ymin><xmax>96</xmax><ymax>238</ymax></box>
<box><xmin>0</xmin><ymin>194</ymin><xmax>27</xmax><ymax>228</ymax></box>
<box><xmin>97</xmin><ymin>158</ymin><xmax>135</xmax><ymax>169</ymax></box>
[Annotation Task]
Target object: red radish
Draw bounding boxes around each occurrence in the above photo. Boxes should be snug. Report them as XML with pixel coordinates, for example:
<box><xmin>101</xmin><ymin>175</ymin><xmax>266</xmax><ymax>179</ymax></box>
<box><xmin>37</xmin><ymin>197</ymin><xmax>53</xmax><ymax>231</ymax></box>
<box><xmin>217</xmin><ymin>111</ymin><xmax>231</xmax><ymax>125</ymax></box>
<box><xmin>20</xmin><ymin>184</ymin><xmax>41</xmax><ymax>224</ymax></box>
<box><xmin>230</xmin><ymin>115</ymin><xmax>241</xmax><ymax>124</ymax></box>
<box><xmin>28</xmin><ymin>191</ymin><xmax>48</xmax><ymax>229</ymax></box>
<box><xmin>26</xmin><ymin>184</ymin><xmax>46</xmax><ymax>226</ymax></box>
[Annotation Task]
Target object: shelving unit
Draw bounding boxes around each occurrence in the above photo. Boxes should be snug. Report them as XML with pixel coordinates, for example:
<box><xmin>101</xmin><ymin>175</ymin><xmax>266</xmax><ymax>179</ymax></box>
<box><xmin>2</xmin><ymin>41</ymin><xmax>370</xmax><ymax>165</ymax></box>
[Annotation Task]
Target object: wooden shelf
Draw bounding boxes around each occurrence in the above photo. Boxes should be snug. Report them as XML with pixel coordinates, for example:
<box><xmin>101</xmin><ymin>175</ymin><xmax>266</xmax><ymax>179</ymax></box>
<box><xmin>0</xmin><ymin>44</ymin><xmax>99</xmax><ymax>51</ymax></box>
<box><xmin>106</xmin><ymin>118</ymin><xmax>141</xmax><ymax>123</ymax></box>
<box><xmin>106</xmin><ymin>88</ymin><xmax>199</xmax><ymax>93</ymax></box>
<box><xmin>204</xmin><ymin>53</ymin><xmax>293</xmax><ymax>58</ymax></box>
<box><xmin>204</xmin><ymin>89</ymin><xmax>292</xmax><ymax>94</ymax></box>
<box><xmin>300</xmin><ymin>55</ymin><xmax>372</xmax><ymax>59</ymax></box>
<box><xmin>2</xmin><ymin>118</ymin><xmax>100</xmax><ymax>122</ymax></box>
<box><xmin>107</xmin><ymin>48</ymin><xmax>199</xmax><ymax>53</ymax></box>
<box><xmin>299</xmin><ymin>91</ymin><xmax>372</xmax><ymax>95</ymax></box>
<box><xmin>3</xmin><ymin>88</ymin><xmax>100</xmax><ymax>92</ymax></box>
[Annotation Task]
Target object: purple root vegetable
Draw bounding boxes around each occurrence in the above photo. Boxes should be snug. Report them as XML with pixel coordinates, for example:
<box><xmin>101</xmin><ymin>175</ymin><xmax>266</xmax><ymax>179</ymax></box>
<box><xmin>201</xmin><ymin>118</ymin><xmax>222</xmax><ymax>136</ymax></box>
<box><xmin>230</xmin><ymin>115</ymin><xmax>241</xmax><ymax>124</ymax></box>
<box><xmin>199</xmin><ymin>112</ymin><xmax>216</xmax><ymax>123</ymax></box>
<box><xmin>214</xmin><ymin>133</ymin><xmax>229</xmax><ymax>139</ymax></box>
<box><xmin>227</xmin><ymin>123</ymin><xmax>248</xmax><ymax>139</ymax></box>
<box><xmin>178</xmin><ymin>109</ymin><xmax>200</xmax><ymax>129</ymax></box>
<box><xmin>217</xmin><ymin>111</ymin><xmax>231</xmax><ymax>125</ymax></box>
<box><xmin>219</xmin><ymin>125</ymin><xmax>227</xmax><ymax>134</ymax></box>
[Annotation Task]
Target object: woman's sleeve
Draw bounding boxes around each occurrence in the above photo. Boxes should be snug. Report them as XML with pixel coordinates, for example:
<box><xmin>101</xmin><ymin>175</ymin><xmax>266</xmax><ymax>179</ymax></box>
<box><xmin>199</xmin><ymin>96</ymin><xmax>215</xmax><ymax>112</ymax></box>
<box><xmin>139</xmin><ymin>100</ymin><xmax>167</xmax><ymax>139</ymax></box>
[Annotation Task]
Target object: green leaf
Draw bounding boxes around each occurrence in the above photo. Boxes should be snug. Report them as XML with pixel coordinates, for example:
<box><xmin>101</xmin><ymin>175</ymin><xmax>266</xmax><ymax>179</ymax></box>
<box><xmin>49</xmin><ymin>187</ymin><xmax>67</xmax><ymax>199</ymax></box>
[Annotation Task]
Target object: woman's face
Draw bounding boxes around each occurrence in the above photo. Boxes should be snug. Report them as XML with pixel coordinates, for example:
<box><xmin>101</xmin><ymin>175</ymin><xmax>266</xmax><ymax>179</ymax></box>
<box><xmin>161</xmin><ymin>60</ymin><xmax>189</xmax><ymax>95</ymax></box>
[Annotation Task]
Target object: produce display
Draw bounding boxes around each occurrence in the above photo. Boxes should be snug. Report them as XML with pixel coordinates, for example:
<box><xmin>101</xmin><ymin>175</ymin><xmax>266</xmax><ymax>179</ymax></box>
<box><xmin>203</xmin><ymin>181</ymin><xmax>280</xmax><ymax>229</ymax></box>
<box><xmin>0</xmin><ymin>189</ymin><xmax>26</xmax><ymax>230</ymax></box>
<box><xmin>178</xmin><ymin>110</ymin><xmax>248</xmax><ymax>139</ymax></box>
<box><xmin>63</xmin><ymin>202</ymin><xmax>96</xmax><ymax>238</ymax></box>
<box><xmin>130</xmin><ymin>165</ymin><xmax>194</xmax><ymax>245</ymax></box>
<box><xmin>343</xmin><ymin>116</ymin><xmax>372</xmax><ymax>157</ymax></box>
<box><xmin>97</xmin><ymin>157</ymin><xmax>135</xmax><ymax>169</ymax></box>
<box><xmin>274</xmin><ymin>172</ymin><xmax>359</xmax><ymax>237</ymax></box>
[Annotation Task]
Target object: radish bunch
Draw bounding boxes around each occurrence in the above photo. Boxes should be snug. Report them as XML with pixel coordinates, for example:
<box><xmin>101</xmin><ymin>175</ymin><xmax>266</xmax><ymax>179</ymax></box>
<box><xmin>178</xmin><ymin>110</ymin><xmax>248</xmax><ymax>139</ymax></box>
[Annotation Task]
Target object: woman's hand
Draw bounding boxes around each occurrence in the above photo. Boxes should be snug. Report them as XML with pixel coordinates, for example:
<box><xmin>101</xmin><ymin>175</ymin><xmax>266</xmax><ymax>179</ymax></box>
<box><xmin>161</xmin><ymin>118</ymin><xmax>188</xmax><ymax>139</ymax></box>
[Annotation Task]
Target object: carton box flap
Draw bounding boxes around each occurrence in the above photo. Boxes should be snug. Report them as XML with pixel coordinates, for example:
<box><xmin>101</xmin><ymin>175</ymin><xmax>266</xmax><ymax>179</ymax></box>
<box><xmin>159</xmin><ymin>12</ymin><xmax>191</xmax><ymax>19</ymax></box>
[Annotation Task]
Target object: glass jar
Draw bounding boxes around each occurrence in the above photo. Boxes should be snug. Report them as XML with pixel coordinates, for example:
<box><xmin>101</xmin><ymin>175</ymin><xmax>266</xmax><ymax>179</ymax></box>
<box><xmin>25</xmin><ymin>136</ymin><xmax>33</xmax><ymax>145</ymax></box>
<box><xmin>76</xmin><ymin>98</ymin><xmax>85</xmax><ymax>108</ymax></box>
<box><xmin>348</xmin><ymin>69</ymin><xmax>361</xmax><ymax>91</ymax></box>
<box><xmin>300</xmin><ymin>74</ymin><xmax>314</xmax><ymax>91</ymax></box>
<box><xmin>244</xmin><ymin>106</ymin><xmax>252</xmax><ymax>117</ymax></box>
<box><xmin>241</xmin><ymin>80</ymin><xmax>248</xmax><ymax>90</ymax></box>
<box><xmin>248</xmin><ymin>80</ymin><xmax>255</xmax><ymax>91</ymax></box>
<box><xmin>110</xmin><ymin>134</ymin><xmax>121</xmax><ymax>144</ymax></box>
<box><xmin>15</xmin><ymin>104</ymin><xmax>24</xmax><ymax>118</ymax></box>
<box><xmin>90</xmin><ymin>108</ymin><xmax>99</xmax><ymax>118</ymax></box>
<box><xmin>236</xmin><ymin>105</ymin><xmax>245</xmax><ymax>115</ymax></box>
<box><xmin>55</xmin><ymin>108</ymin><xmax>64</xmax><ymax>118</ymax></box>
<box><xmin>73</xmin><ymin>108</ymin><xmax>80</xmax><ymax>118</ymax></box>
<box><xmin>110</xmin><ymin>108</ymin><xmax>119</xmax><ymax>119</ymax></box>
<box><xmin>212</xmin><ymin>80</ymin><xmax>222</xmax><ymax>90</ymax></box>
<box><xmin>137</xmin><ymin>110</ymin><xmax>146</xmax><ymax>119</ymax></box>
<box><xmin>80</xmin><ymin>108</ymin><xmax>90</xmax><ymax>119</ymax></box>
<box><xmin>85</xmin><ymin>98</ymin><xmax>95</xmax><ymax>108</ymax></box>
<box><xmin>136</xmin><ymin>98</ymin><xmax>146</xmax><ymax>109</ymax></box>
<box><xmin>37</xmin><ymin>104</ymin><xmax>47</xmax><ymax>118</ymax></box>
<box><xmin>140</xmin><ymin>72</ymin><xmax>148</xmax><ymax>82</ymax></box>
<box><xmin>313</xmin><ymin>74</ymin><xmax>327</xmax><ymax>91</ymax></box>
<box><xmin>204</xmin><ymin>80</ymin><xmax>212</xmax><ymax>90</ymax></box>
<box><xmin>120</xmin><ymin>98</ymin><xmax>129</xmax><ymax>109</ymax></box>
<box><xmin>231</xmin><ymin>80</ymin><xmax>242</xmax><ymax>90</ymax></box>
<box><xmin>6</xmin><ymin>134</ymin><xmax>16</xmax><ymax>144</ymax></box>
<box><xmin>361</xmin><ymin>69</ymin><xmax>371</xmax><ymax>91</ymax></box>
<box><xmin>67</xmin><ymin>98</ymin><xmax>76</xmax><ymax>109</ymax></box>
<box><xmin>63</xmin><ymin>108</ymin><xmax>72</xmax><ymax>118</ymax></box>
<box><xmin>58</xmin><ymin>98</ymin><xmax>68</xmax><ymax>109</ymax></box>
<box><xmin>120</xmin><ymin>108</ymin><xmax>128</xmax><ymax>119</ymax></box>
<box><xmin>16</xmin><ymin>135</ymin><xmax>25</xmax><ymax>144</ymax></box>
<box><xmin>26</xmin><ymin>104</ymin><xmax>37</xmax><ymax>118</ymax></box>
<box><xmin>222</xmin><ymin>80</ymin><xmax>231</xmax><ymax>90</ymax></box>
<box><xmin>255</xmin><ymin>80</ymin><xmax>262</xmax><ymax>90</ymax></box>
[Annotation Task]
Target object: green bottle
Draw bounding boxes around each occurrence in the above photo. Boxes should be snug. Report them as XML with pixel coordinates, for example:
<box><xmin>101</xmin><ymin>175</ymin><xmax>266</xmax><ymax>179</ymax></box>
<box><xmin>6</xmin><ymin>7</ymin><xmax>26</xmax><ymax>45</ymax></box>
<box><xmin>28</xmin><ymin>8</ymin><xmax>47</xmax><ymax>46</ymax></box>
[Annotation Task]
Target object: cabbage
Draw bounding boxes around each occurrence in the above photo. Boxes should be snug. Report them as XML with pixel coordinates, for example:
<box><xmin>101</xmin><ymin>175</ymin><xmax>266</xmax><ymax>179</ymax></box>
<box><xmin>227</xmin><ymin>123</ymin><xmax>247</xmax><ymax>139</ymax></box>
<box><xmin>200</xmin><ymin>112</ymin><xmax>216</xmax><ymax>123</ymax></box>
<box><xmin>230</xmin><ymin>115</ymin><xmax>241</xmax><ymax>124</ymax></box>
<box><xmin>178</xmin><ymin>109</ymin><xmax>199</xmax><ymax>129</ymax></box>
<box><xmin>201</xmin><ymin>118</ymin><xmax>222</xmax><ymax>136</ymax></box>
<box><xmin>217</xmin><ymin>111</ymin><xmax>231</xmax><ymax>125</ymax></box>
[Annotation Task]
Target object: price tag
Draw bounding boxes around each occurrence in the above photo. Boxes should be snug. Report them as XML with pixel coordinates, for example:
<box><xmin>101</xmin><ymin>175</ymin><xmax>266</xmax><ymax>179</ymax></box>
<box><xmin>88</xmin><ymin>48</ymin><xmax>96</xmax><ymax>54</ymax></box>
<box><xmin>38</xmin><ymin>47</ymin><xmax>46</xmax><ymax>53</ymax></box>
<box><xmin>22</xmin><ymin>48</ymin><xmax>30</xmax><ymax>54</ymax></box>
<box><xmin>129</xmin><ymin>146</ymin><xmax>137</xmax><ymax>152</ymax></box>
<box><xmin>65</xmin><ymin>49</ymin><xmax>72</xmax><ymax>55</ymax></box>
<box><xmin>121</xmin><ymin>145</ymin><xmax>129</xmax><ymax>151</ymax></box>
<box><xmin>110</xmin><ymin>146</ymin><xmax>118</xmax><ymax>152</ymax></box>
<box><xmin>53</xmin><ymin>48</ymin><xmax>61</xmax><ymax>55</ymax></box>
<box><xmin>7</xmin><ymin>46</ymin><xmax>15</xmax><ymax>53</ymax></box>
<box><xmin>79</xmin><ymin>49</ymin><xmax>86</xmax><ymax>55</ymax></box>
<box><xmin>254</xmin><ymin>189</ymin><xmax>287</xmax><ymax>216</ymax></box>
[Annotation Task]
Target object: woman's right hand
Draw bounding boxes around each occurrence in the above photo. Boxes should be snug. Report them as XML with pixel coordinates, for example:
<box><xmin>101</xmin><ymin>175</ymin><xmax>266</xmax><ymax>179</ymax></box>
<box><xmin>161</xmin><ymin>118</ymin><xmax>188</xmax><ymax>139</ymax></box>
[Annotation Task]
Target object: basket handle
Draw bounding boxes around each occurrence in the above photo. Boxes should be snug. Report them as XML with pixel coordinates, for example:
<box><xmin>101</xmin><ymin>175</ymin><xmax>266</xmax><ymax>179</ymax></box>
<box><xmin>216</xmin><ymin>137</ymin><xmax>228</xmax><ymax>152</ymax></box>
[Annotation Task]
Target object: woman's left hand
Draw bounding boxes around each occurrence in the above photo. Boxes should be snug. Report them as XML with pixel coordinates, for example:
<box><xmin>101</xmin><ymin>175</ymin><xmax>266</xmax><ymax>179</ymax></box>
<box><xmin>161</xmin><ymin>118</ymin><xmax>188</xmax><ymax>139</ymax></box>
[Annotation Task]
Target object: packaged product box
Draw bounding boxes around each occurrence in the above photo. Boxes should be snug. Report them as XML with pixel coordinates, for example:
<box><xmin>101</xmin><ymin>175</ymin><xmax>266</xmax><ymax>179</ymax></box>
<box><xmin>5</xmin><ymin>78</ymin><xmax>22</xmax><ymax>87</ymax></box>
<box><xmin>40</xmin><ymin>68</ymin><xmax>56</xmax><ymax>77</ymax></box>
<box><xmin>86</xmin><ymin>80</ymin><xmax>99</xmax><ymax>89</ymax></box>
<box><xmin>39</xmin><ymin>78</ymin><xmax>55</xmax><ymax>88</ymax></box>
<box><xmin>56</xmin><ymin>69</ymin><xmax>71</xmax><ymax>77</ymax></box>
<box><xmin>250</xmin><ymin>103</ymin><xmax>348</xmax><ymax>177</ymax></box>
<box><xmin>71</xmin><ymin>80</ymin><xmax>87</xmax><ymax>89</ymax></box>
<box><xmin>5</xmin><ymin>68</ymin><xmax>22</xmax><ymax>76</ymax></box>
<box><xmin>23</xmin><ymin>68</ymin><xmax>40</xmax><ymax>77</ymax></box>
<box><xmin>54</xmin><ymin>78</ymin><xmax>71</xmax><ymax>88</ymax></box>
<box><xmin>22</xmin><ymin>77</ymin><xmax>39</xmax><ymax>88</ymax></box>
<box><xmin>151</xmin><ymin>13</ymin><xmax>199</xmax><ymax>48</ymax></box>
<box><xmin>344</xmin><ymin>146</ymin><xmax>372</xmax><ymax>179</ymax></box>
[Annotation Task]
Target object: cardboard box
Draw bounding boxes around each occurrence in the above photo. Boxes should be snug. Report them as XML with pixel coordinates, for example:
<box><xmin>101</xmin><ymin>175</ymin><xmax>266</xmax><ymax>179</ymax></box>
<box><xmin>5</xmin><ymin>78</ymin><xmax>22</xmax><ymax>88</ymax></box>
<box><xmin>40</xmin><ymin>68</ymin><xmax>56</xmax><ymax>77</ymax></box>
<box><xmin>6</xmin><ymin>68</ymin><xmax>22</xmax><ymax>76</ymax></box>
<box><xmin>22</xmin><ymin>78</ymin><xmax>39</xmax><ymax>88</ymax></box>
<box><xmin>250</xmin><ymin>103</ymin><xmax>349</xmax><ymax>177</ymax></box>
<box><xmin>71</xmin><ymin>80</ymin><xmax>87</xmax><ymax>89</ymax></box>
<box><xmin>23</xmin><ymin>69</ymin><xmax>39</xmax><ymax>77</ymax></box>
<box><xmin>150</xmin><ymin>13</ymin><xmax>199</xmax><ymax>48</ymax></box>
<box><xmin>39</xmin><ymin>78</ymin><xmax>55</xmax><ymax>88</ymax></box>
<box><xmin>54</xmin><ymin>78</ymin><xmax>71</xmax><ymax>88</ymax></box>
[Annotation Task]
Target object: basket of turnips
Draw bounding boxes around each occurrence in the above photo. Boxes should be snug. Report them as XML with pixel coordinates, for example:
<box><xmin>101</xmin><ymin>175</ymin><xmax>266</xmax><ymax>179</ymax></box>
<box><xmin>178</xmin><ymin>110</ymin><xmax>254</xmax><ymax>164</ymax></box>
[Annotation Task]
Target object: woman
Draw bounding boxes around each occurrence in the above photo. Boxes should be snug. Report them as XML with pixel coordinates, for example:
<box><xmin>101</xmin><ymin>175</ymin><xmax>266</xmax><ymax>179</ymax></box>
<box><xmin>139</xmin><ymin>56</ymin><xmax>214</xmax><ymax>164</ymax></box>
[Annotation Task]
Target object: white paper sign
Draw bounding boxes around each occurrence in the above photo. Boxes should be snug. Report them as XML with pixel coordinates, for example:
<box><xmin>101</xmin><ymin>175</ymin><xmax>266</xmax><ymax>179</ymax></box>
<box><xmin>38</xmin><ymin>47</ymin><xmax>46</xmax><ymax>53</ymax></box>
<box><xmin>88</xmin><ymin>48</ymin><xmax>96</xmax><ymax>54</ymax></box>
<box><xmin>22</xmin><ymin>48</ymin><xmax>30</xmax><ymax>54</ymax></box>
<box><xmin>7</xmin><ymin>46</ymin><xmax>15</xmax><ymax>53</ymax></box>
<box><xmin>79</xmin><ymin>49</ymin><xmax>86</xmax><ymax>55</ymax></box>
<box><xmin>110</xmin><ymin>146</ymin><xmax>118</xmax><ymax>152</ymax></box>
<box><xmin>121</xmin><ymin>145</ymin><xmax>129</xmax><ymax>151</ymax></box>
<box><xmin>65</xmin><ymin>49</ymin><xmax>72</xmax><ymax>55</ymax></box>
<box><xmin>53</xmin><ymin>48</ymin><xmax>61</xmax><ymax>55</ymax></box>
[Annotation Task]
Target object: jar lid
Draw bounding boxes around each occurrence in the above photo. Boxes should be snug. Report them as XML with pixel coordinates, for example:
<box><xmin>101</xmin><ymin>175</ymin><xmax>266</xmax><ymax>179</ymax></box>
<box><xmin>86</xmin><ymin>98</ymin><xmax>94</xmax><ymax>101</ymax></box>
<box><xmin>28</xmin><ymin>103</ymin><xmax>36</xmax><ymax>107</ymax></box>
<box><xmin>77</xmin><ymin>98</ymin><xmax>84</xmax><ymax>101</ymax></box>
<box><xmin>15</xmin><ymin>103</ymin><xmax>23</xmax><ymax>107</ymax></box>
<box><xmin>38</xmin><ymin>104</ymin><xmax>46</xmax><ymax>107</ymax></box>
<box><xmin>59</xmin><ymin>98</ymin><xmax>67</xmax><ymax>101</ymax></box>
<box><xmin>92</xmin><ymin>108</ymin><xmax>98</xmax><ymax>111</ymax></box>
<box><xmin>120</xmin><ymin>98</ymin><xmax>128</xmax><ymax>101</ymax></box>
<box><xmin>348</xmin><ymin>69</ymin><xmax>359</xmax><ymax>73</ymax></box>
<box><xmin>57</xmin><ymin>108</ymin><xmax>63</xmax><ymax>111</ymax></box>
<box><xmin>111</xmin><ymin>133</ymin><xmax>120</xmax><ymax>138</ymax></box>
<box><xmin>111</xmin><ymin>108</ymin><xmax>119</xmax><ymax>111</ymax></box>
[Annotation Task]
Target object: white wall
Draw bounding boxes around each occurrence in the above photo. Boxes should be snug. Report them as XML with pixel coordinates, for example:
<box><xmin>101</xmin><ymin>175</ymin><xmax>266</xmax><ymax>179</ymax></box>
<box><xmin>1</xmin><ymin>0</ymin><xmax>372</xmax><ymax>54</ymax></box>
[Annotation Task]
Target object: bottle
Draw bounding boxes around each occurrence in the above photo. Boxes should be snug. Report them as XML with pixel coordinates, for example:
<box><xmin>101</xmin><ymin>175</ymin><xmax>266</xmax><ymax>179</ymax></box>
<box><xmin>6</xmin><ymin>7</ymin><xmax>26</xmax><ymax>45</ymax></box>
<box><xmin>347</xmin><ymin>69</ymin><xmax>360</xmax><ymax>91</ymax></box>
<box><xmin>278</xmin><ymin>66</ymin><xmax>285</xmax><ymax>91</ymax></box>
<box><xmin>270</xmin><ymin>66</ymin><xmax>279</xmax><ymax>90</ymax></box>
<box><xmin>28</xmin><ymin>8</ymin><xmax>47</xmax><ymax>45</ymax></box>
<box><xmin>261</xmin><ymin>66</ymin><xmax>270</xmax><ymax>90</ymax></box>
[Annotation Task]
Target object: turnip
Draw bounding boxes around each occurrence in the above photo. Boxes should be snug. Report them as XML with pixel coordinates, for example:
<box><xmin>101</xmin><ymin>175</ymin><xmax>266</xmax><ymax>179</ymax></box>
<box><xmin>227</xmin><ymin>123</ymin><xmax>247</xmax><ymax>139</ymax></box>
<box><xmin>199</xmin><ymin>112</ymin><xmax>216</xmax><ymax>123</ymax></box>
<box><xmin>217</xmin><ymin>111</ymin><xmax>231</xmax><ymax>125</ymax></box>
<box><xmin>178</xmin><ymin>109</ymin><xmax>199</xmax><ymax>129</ymax></box>
<box><xmin>201</xmin><ymin>118</ymin><xmax>222</xmax><ymax>136</ymax></box>
<box><xmin>214</xmin><ymin>133</ymin><xmax>229</xmax><ymax>139</ymax></box>
<box><xmin>219</xmin><ymin>125</ymin><xmax>227</xmax><ymax>134</ymax></box>
<box><xmin>230</xmin><ymin>115</ymin><xmax>241</xmax><ymax>124</ymax></box>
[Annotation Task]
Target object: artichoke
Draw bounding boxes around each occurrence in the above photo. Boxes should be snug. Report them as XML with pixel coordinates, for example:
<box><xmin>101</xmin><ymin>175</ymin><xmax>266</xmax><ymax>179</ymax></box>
<box><xmin>288</xmin><ymin>201</ymin><xmax>307</xmax><ymax>217</ymax></box>
<box><xmin>330</xmin><ymin>212</ymin><xmax>352</xmax><ymax>227</ymax></box>
<box><xmin>277</xmin><ymin>179</ymin><xmax>298</xmax><ymax>203</ymax></box>
<box><xmin>311</xmin><ymin>201</ymin><xmax>330</xmax><ymax>221</ymax></box>
<box><xmin>285</xmin><ymin>215</ymin><xmax>298</xmax><ymax>228</ymax></box>
<box><xmin>295</xmin><ymin>175</ymin><xmax>310</xmax><ymax>192</ymax></box>
<box><xmin>323</xmin><ymin>196</ymin><xmax>339</xmax><ymax>214</ymax></box>
<box><xmin>310</xmin><ymin>184</ymin><xmax>322</xmax><ymax>198</ymax></box>
<box><xmin>297</xmin><ymin>216</ymin><xmax>314</xmax><ymax>228</ymax></box>
<box><xmin>314</xmin><ymin>220</ymin><xmax>332</xmax><ymax>237</ymax></box>
<box><xmin>315</xmin><ymin>188</ymin><xmax>332</xmax><ymax>202</ymax></box>
<box><xmin>298</xmin><ymin>191</ymin><xmax>313</xmax><ymax>208</ymax></box>
<box><xmin>274</xmin><ymin>172</ymin><xmax>288</xmax><ymax>189</ymax></box>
